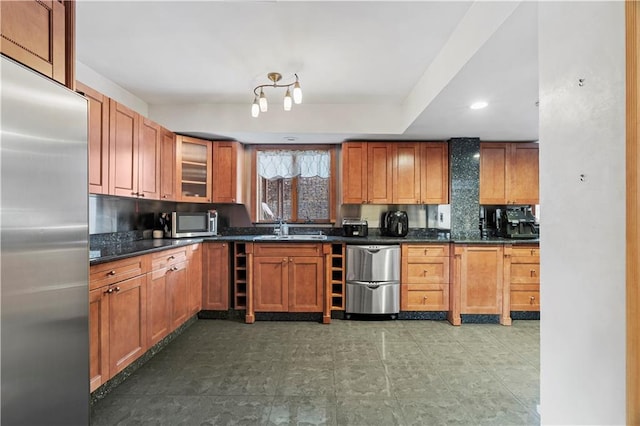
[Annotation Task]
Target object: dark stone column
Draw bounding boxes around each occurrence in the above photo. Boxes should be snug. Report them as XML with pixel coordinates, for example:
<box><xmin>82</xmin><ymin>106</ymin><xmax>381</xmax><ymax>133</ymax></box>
<box><xmin>449</xmin><ymin>137</ymin><xmax>480</xmax><ymax>239</ymax></box>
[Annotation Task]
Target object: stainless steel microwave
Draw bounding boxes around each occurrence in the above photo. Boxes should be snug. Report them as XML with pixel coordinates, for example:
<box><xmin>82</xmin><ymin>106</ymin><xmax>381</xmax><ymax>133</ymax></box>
<box><xmin>170</xmin><ymin>211</ymin><xmax>217</xmax><ymax>238</ymax></box>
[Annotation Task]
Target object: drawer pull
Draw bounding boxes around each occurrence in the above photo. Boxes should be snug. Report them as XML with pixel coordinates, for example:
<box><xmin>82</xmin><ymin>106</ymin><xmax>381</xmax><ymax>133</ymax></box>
<box><xmin>530</xmin><ymin>269</ymin><xmax>536</xmax><ymax>277</ymax></box>
<box><xmin>168</xmin><ymin>255</ymin><xmax>175</xmax><ymax>260</ymax></box>
<box><xmin>530</xmin><ymin>296</ymin><xmax>536</xmax><ymax>303</ymax></box>
<box><xmin>423</xmin><ymin>269</ymin><xmax>428</xmax><ymax>275</ymax></box>
<box><xmin>107</xmin><ymin>270</ymin><xmax>116</xmax><ymax>276</ymax></box>
<box><xmin>531</xmin><ymin>249</ymin><xmax>536</xmax><ymax>256</ymax></box>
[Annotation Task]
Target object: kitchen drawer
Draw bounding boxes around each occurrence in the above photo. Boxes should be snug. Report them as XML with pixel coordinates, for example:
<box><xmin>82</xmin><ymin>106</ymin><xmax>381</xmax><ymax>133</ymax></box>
<box><xmin>510</xmin><ymin>263</ymin><xmax>540</xmax><ymax>284</ymax></box>
<box><xmin>253</xmin><ymin>243</ymin><xmax>321</xmax><ymax>257</ymax></box>
<box><xmin>151</xmin><ymin>247</ymin><xmax>188</xmax><ymax>270</ymax></box>
<box><xmin>404</xmin><ymin>259</ymin><xmax>449</xmax><ymax>284</ymax></box>
<box><xmin>401</xmin><ymin>284</ymin><xmax>448</xmax><ymax>311</ymax></box>
<box><xmin>403</xmin><ymin>244</ymin><xmax>450</xmax><ymax>258</ymax></box>
<box><xmin>510</xmin><ymin>246</ymin><xmax>539</xmax><ymax>262</ymax></box>
<box><xmin>90</xmin><ymin>255</ymin><xmax>148</xmax><ymax>290</ymax></box>
<box><xmin>510</xmin><ymin>288</ymin><xmax>540</xmax><ymax>311</ymax></box>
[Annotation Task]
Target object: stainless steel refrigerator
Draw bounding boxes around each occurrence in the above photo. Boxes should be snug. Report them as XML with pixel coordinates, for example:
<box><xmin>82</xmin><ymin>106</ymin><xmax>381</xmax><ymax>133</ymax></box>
<box><xmin>1</xmin><ymin>55</ymin><xmax>89</xmax><ymax>424</ymax></box>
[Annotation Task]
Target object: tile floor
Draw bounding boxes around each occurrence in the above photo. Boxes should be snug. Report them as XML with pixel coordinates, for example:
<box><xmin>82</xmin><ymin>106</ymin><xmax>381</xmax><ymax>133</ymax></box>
<box><xmin>91</xmin><ymin>319</ymin><xmax>540</xmax><ymax>425</ymax></box>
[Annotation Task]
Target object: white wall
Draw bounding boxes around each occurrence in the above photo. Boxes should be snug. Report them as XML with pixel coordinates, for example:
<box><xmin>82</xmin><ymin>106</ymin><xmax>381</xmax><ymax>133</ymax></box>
<box><xmin>539</xmin><ymin>2</ymin><xmax>626</xmax><ymax>424</ymax></box>
<box><xmin>76</xmin><ymin>61</ymin><xmax>149</xmax><ymax>117</ymax></box>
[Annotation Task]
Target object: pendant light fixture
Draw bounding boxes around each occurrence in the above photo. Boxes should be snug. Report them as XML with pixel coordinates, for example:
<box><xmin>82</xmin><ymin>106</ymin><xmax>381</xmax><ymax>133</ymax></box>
<box><xmin>251</xmin><ymin>72</ymin><xmax>302</xmax><ymax>117</ymax></box>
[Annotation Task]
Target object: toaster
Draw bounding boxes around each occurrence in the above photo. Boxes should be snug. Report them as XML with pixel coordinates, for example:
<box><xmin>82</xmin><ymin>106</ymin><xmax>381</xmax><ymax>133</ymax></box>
<box><xmin>342</xmin><ymin>219</ymin><xmax>368</xmax><ymax>237</ymax></box>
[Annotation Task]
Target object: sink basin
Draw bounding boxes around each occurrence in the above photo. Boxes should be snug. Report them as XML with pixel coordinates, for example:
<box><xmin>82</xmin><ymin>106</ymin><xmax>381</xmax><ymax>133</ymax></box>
<box><xmin>253</xmin><ymin>234</ymin><xmax>328</xmax><ymax>241</ymax></box>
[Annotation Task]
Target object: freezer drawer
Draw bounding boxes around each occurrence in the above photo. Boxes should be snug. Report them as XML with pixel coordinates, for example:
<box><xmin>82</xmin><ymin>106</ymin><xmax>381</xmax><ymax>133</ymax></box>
<box><xmin>346</xmin><ymin>245</ymin><xmax>400</xmax><ymax>282</ymax></box>
<box><xmin>346</xmin><ymin>281</ymin><xmax>399</xmax><ymax>315</ymax></box>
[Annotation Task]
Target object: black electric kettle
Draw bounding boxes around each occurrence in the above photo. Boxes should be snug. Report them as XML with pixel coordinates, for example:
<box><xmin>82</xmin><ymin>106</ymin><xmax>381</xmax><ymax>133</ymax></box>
<box><xmin>382</xmin><ymin>210</ymin><xmax>409</xmax><ymax>237</ymax></box>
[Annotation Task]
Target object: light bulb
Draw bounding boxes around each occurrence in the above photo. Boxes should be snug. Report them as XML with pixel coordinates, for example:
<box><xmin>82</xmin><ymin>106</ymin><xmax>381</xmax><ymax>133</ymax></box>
<box><xmin>293</xmin><ymin>81</ymin><xmax>302</xmax><ymax>104</ymax></box>
<box><xmin>283</xmin><ymin>88</ymin><xmax>292</xmax><ymax>111</ymax></box>
<box><xmin>470</xmin><ymin>101</ymin><xmax>488</xmax><ymax>110</ymax></box>
<box><xmin>251</xmin><ymin>97</ymin><xmax>260</xmax><ymax>117</ymax></box>
<box><xmin>259</xmin><ymin>89</ymin><xmax>268</xmax><ymax>112</ymax></box>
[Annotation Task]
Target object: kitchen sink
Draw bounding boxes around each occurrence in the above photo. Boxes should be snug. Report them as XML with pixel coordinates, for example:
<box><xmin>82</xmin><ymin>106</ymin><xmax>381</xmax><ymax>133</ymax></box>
<box><xmin>252</xmin><ymin>234</ymin><xmax>328</xmax><ymax>241</ymax></box>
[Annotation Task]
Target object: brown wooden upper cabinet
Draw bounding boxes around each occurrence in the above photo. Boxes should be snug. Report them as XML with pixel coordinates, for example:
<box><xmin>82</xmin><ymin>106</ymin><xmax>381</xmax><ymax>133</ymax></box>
<box><xmin>160</xmin><ymin>128</ymin><xmax>177</xmax><ymax>201</ymax></box>
<box><xmin>342</xmin><ymin>141</ymin><xmax>449</xmax><ymax>204</ymax></box>
<box><xmin>0</xmin><ymin>0</ymin><xmax>75</xmax><ymax>88</ymax></box>
<box><xmin>212</xmin><ymin>141</ymin><xmax>242</xmax><ymax>204</ymax></box>
<box><xmin>138</xmin><ymin>117</ymin><xmax>162</xmax><ymax>199</ymax></box>
<box><xmin>479</xmin><ymin>142</ymin><xmax>539</xmax><ymax>205</ymax></box>
<box><xmin>108</xmin><ymin>101</ymin><xmax>161</xmax><ymax>200</ymax></box>
<box><xmin>81</xmin><ymin>83</ymin><xmax>169</xmax><ymax>201</ymax></box>
<box><xmin>77</xmin><ymin>82</ymin><xmax>110</xmax><ymax>195</ymax></box>
<box><xmin>176</xmin><ymin>135</ymin><xmax>212</xmax><ymax>203</ymax></box>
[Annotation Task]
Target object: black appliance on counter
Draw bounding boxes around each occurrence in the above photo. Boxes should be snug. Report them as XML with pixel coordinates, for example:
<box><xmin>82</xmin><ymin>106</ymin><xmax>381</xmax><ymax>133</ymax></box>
<box><xmin>381</xmin><ymin>210</ymin><xmax>409</xmax><ymax>237</ymax></box>
<box><xmin>342</xmin><ymin>218</ymin><xmax>368</xmax><ymax>237</ymax></box>
<box><xmin>498</xmin><ymin>207</ymin><xmax>539</xmax><ymax>239</ymax></box>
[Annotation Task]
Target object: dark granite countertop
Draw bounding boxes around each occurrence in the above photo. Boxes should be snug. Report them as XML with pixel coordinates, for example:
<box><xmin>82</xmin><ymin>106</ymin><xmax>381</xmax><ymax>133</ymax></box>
<box><xmin>90</xmin><ymin>238</ymin><xmax>204</xmax><ymax>265</ymax></box>
<box><xmin>90</xmin><ymin>234</ymin><xmax>539</xmax><ymax>265</ymax></box>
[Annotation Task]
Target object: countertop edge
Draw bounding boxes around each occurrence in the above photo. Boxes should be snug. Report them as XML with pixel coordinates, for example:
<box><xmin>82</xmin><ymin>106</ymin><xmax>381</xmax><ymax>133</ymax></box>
<box><xmin>90</xmin><ymin>236</ymin><xmax>539</xmax><ymax>265</ymax></box>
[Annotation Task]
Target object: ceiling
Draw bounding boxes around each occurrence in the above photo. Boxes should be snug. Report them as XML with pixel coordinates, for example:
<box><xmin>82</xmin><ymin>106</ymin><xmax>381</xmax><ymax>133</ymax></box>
<box><xmin>76</xmin><ymin>1</ymin><xmax>539</xmax><ymax>144</ymax></box>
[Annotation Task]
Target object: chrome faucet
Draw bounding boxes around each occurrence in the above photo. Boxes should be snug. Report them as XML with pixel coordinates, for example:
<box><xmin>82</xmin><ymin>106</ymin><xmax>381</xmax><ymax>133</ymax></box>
<box><xmin>274</xmin><ymin>217</ymin><xmax>289</xmax><ymax>236</ymax></box>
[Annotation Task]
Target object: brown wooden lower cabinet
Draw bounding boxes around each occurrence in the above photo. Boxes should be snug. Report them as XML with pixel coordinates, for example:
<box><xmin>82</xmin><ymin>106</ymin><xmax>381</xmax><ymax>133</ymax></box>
<box><xmin>89</xmin><ymin>286</ymin><xmax>109</xmax><ymax>392</ymax></box>
<box><xmin>107</xmin><ymin>275</ymin><xmax>147</xmax><ymax>377</ymax></box>
<box><xmin>167</xmin><ymin>261</ymin><xmax>188</xmax><ymax>329</ymax></box>
<box><xmin>503</xmin><ymin>244</ymin><xmax>540</xmax><ymax>324</ymax></box>
<box><xmin>288</xmin><ymin>256</ymin><xmax>324</xmax><ymax>312</ymax></box>
<box><xmin>251</xmin><ymin>243</ymin><xmax>324</xmax><ymax>314</ymax></box>
<box><xmin>449</xmin><ymin>244</ymin><xmax>506</xmax><ymax>326</ymax></box>
<box><xmin>401</xmin><ymin>244</ymin><xmax>450</xmax><ymax>311</ymax></box>
<box><xmin>187</xmin><ymin>243</ymin><xmax>203</xmax><ymax>315</ymax></box>
<box><xmin>89</xmin><ymin>256</ymin><xmax>149</xmax><ymax>392</ymax></box>
<box><xmin>89</xmin><ymin>243</ymin><xmax>203</xmax><ymax>393</ymax></box>
<box><xmin>146</xmin><ymin>266</ymin><xmax>171</xmax><ymax>348</ymax></box>
<box><xmin>202</xmin><ymin>242</ymin><xmax>230</xmax><ymax>310</ymax></box>
<box><xmin>254</xmin><ymin>256</ymin><xmax>289</xmax><ymax>312</ymax></box>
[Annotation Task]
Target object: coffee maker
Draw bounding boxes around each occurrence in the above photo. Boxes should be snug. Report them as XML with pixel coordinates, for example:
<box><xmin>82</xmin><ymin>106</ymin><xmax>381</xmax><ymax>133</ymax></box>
<box><xmin>381</xmin><ymin>210</ymin><xmax>409</xmax><ymax>237</ymax></box>
<box><xmin>498</xmin><ymin>206</ymin><xmax>539</xmax><ymax>239</ymax></box>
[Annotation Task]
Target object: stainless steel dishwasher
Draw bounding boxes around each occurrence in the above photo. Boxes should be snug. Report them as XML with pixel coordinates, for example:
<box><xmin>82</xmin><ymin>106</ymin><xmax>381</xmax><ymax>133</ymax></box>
<box><xmin>345</xmin><ymin>245</ymin><xmax>400</xmax><ymax>318</ymax></box>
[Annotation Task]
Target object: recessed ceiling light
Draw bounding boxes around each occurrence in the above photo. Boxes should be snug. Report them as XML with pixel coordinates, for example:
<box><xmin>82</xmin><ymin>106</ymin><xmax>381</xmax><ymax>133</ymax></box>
<box><xmin>470</xmin><ymin>101</ymin><xmax>488</xmax><ymax>110</ymax></box>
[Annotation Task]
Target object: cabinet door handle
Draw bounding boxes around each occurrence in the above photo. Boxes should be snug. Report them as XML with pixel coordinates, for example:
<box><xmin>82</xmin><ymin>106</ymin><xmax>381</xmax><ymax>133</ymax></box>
<box><xmin>139</xmin><ymin>193</ymin><xmax>145</xmax><ymax>197</ymax></box>
<box><xmin>131</xmin><ymin>191</ymin><xmax>137</xmax><ymax>196</ymax></box>
<box><xmin>113</xmin><ymin>286</ymin><xmax>121</xmax><ymax>293</ymax></box>
<box><xmin>104</xmin><ymin>288</ymin><xmax>114</xmax><ymax>294</ymax></box>
<box><xmin>530</xmin><ymin>296</ymin><xmax>536</xmax><ymax>303</ymax></box>
<box><xmin>530</xmin><ymin>269</ymin><xmax>536</xmax><ymax>277</ymax></box>
<box><xmin>168</xmin><ymin>255</ymin><xmax>175</xmax><ymax>260</ymax></box>
<box><xmin>162</xmin><ymin>195</ymin><xmax>168</xmax><ymax>199</ymax></box>
<box><xmin>423</xmin><ymin>269</ymin><xmax>428</xmax><ymax>275</ymax></box>
<box><xmin>282</xmin><ymin>258</ymin><xmax>287</xmax><ymax>264</ymax></box>
<box><xmin>171</xmin><ymin>266</ymin><xmax>178</xmax><ymax>271</ymax></box>
<box><xmin>107</xmin><ymin>270</ymin><xmax>116</xmax><ymax>276</ymax></box>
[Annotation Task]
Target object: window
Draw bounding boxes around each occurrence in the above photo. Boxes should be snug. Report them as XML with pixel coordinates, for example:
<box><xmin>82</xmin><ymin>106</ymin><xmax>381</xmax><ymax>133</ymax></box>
<box><xmin>254</xmin><ymin>146</ymin><xmax>336</xmax><ymax>223</ymax></box>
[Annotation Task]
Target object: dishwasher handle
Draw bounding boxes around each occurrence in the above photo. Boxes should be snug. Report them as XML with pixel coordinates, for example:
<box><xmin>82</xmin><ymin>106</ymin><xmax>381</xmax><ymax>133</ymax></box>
<box><xmin>348</xmin><ymin>280</ymin><xmax>398</xmax><ymax>287</ymax></box>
